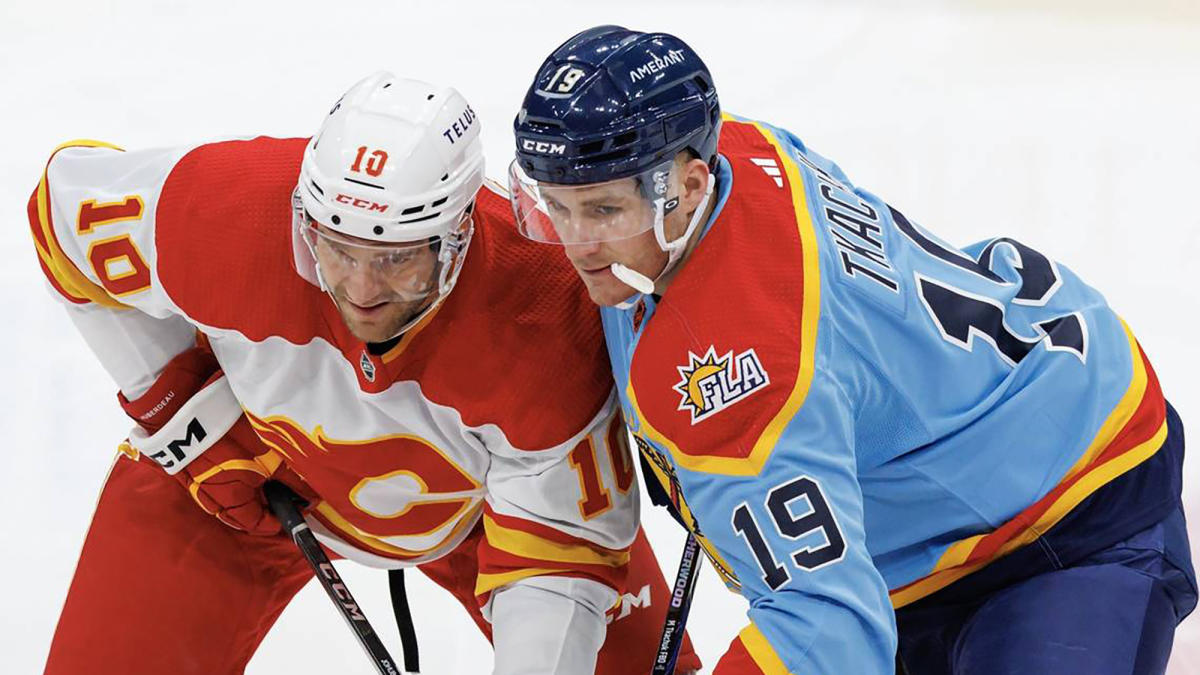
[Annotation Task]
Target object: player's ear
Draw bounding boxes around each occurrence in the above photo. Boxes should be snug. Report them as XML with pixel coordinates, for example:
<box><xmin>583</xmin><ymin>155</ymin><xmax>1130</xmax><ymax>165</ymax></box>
<box><xmin>677</xmin><ymin>155</ymin><xmax>711</xmax><ymax>214</ymax></box>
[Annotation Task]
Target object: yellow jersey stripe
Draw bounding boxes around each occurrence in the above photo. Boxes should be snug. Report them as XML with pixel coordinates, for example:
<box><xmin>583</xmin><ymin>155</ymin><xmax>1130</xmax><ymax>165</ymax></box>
<box><xmin>740</xmin><ymin>623</ymin><xmax>791</xmax><ymax>674</ymax></box>
<box><xmin>482</xmin><ymin>513</ymin><xmax>630</xmax><ymax>568</ymax></box>
<box><xmin>474</xmin><ymin>567</ymin><xmax>562</xmax><ymax>597</ymax></box>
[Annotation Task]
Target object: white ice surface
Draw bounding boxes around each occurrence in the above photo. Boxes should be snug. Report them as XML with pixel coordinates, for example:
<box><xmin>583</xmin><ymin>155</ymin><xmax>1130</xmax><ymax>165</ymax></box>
<box><xmin>2</xmin><ymin>1</ymin><xmax>1197</xmax><ymax>673</ymax></box>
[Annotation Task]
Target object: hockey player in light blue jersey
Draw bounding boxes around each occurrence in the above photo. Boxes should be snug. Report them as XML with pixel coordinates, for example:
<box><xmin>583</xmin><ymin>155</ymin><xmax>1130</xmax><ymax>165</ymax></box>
<box><xmin>508</xmin><ymin>25</ymin><xmax>1196</xmax><ymax>675</ymax></box>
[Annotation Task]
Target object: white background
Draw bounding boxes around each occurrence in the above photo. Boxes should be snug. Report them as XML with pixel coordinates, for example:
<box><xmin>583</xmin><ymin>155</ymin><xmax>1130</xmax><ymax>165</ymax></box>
<box><xmin>2</xmin><ymin>1</ymin><xmax>1198</xmax><ymax>672</ymax></box>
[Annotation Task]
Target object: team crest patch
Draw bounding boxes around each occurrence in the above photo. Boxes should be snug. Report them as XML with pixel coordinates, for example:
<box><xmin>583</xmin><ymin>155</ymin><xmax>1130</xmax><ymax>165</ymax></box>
<box><xmin>631</xmin><ymin>299</ymin><xmax>647</xmax><ymax>331</ymax></box>
<box><xmin>359</xmin><ymin>351</ymin><xmax>376</xmax><ymax>382</ymax></box>
<box><xmin>674</xmin><ymin>346</ymin><xmax>770</xmax><ymax>424</ymax></box>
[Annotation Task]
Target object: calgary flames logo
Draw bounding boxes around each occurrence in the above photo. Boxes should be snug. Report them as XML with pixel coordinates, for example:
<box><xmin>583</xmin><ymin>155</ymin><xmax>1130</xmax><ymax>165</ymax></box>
<box><xmin>673</xmin><ymin>346</ymin><xmax>770</xmax><ymax>425</ymax></box>
<box><xmin>246</xmin><ymin>412</ymin><xmax>483</xmax><ymax>549</ymax></box>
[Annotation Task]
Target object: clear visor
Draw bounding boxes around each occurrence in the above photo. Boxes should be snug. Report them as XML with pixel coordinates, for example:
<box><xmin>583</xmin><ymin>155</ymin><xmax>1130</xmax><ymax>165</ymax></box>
<box><xmin>508</xmin><ymin>159</ymin><xmax>679</xmax><ymax>245</ymax></box>
<box><xmin>297</xmin><ymin>210</ymin><xmax>472</xmax><ymax>304</ymax></box>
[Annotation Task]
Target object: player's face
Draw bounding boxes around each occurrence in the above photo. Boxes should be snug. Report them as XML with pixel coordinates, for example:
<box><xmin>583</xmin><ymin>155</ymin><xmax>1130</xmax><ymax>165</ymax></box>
<box><xmin>511</xmin><ymin>154</ymin><xmax>711</xmax><ymax>305</ymax></box>
<box><xmin>549</xmin><ymin>182</ymin><xmax>662</xmax><ymax>303</ymax></box>
<box><xmin>537</xmin><ymin>179</ymin><xmax>664</xmax><ymax>305</ymax></box>
<box><xmin>311</xmin><ymin>226</ymin><xmax>440</xmax><ymax>342</ymax></box>
<box><xmin>555</xmin><ymin>177</ymin><xmax>709</xmax><ymax>306</ymax></box>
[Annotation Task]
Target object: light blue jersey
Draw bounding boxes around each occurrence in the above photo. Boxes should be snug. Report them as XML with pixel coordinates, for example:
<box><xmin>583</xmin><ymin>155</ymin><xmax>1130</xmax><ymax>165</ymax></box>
<box><xmin>602</xmin><ymin>116</ymin><xmax>1169</xmax><ymax>672</ymax></box>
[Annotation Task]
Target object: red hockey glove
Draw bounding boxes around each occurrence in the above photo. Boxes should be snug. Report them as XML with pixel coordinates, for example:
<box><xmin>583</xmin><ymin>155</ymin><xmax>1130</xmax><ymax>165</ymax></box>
<box><xmin>118</xmin><ymin>346</ymin><xmax>311</xmax><ymax>535</ymax></box>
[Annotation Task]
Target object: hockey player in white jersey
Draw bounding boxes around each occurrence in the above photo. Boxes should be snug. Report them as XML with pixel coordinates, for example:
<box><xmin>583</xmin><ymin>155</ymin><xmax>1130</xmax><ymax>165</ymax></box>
<box><xmin>30</xmin><ymin>72</ymin><xmax>701</xmax><ymax>674</ymax></box>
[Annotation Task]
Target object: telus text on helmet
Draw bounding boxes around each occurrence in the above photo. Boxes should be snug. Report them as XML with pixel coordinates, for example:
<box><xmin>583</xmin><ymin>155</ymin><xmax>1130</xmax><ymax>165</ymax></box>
<box><xmin>441</xmin><ymin>106</ymin><xmax>477</xmax><ymax>145</ymax></box>
<box><xmin>629</xmin><ymin>49</ymin><xmax>686</xmax><ymax>83</ymax></box>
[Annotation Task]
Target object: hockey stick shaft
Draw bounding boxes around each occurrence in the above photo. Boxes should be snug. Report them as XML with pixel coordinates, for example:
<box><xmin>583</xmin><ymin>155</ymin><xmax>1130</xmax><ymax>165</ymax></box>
<box><xmin>651</xmin><ymin>532</ymin><xmax>703</xmax><ymax>675</ymax></box>
<box><xmin>264</xmin><ymin>481</ymin><xmax>407</xmax><ymax>675</ymax></box>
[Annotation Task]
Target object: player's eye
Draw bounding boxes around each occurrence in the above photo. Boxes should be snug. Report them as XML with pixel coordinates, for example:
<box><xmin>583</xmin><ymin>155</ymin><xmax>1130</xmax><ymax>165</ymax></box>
<box><xmin>318</xmin><ymin>239</ymin><xmax>356</xmax><ymax>266</ymax></box>
<box><xmin>334</xmin><ymin>246</ymin><xmax>357</xmax><ymax>266</ymax></box>
<box><xmin>383</xmin><ymin>250</ymin><xmax>415</xmax><ymax>266</ymax></box>
<box><xmin>592</xmin><ymin>204</ymin><xmax>622</xmax><ymax>218</ymax></box>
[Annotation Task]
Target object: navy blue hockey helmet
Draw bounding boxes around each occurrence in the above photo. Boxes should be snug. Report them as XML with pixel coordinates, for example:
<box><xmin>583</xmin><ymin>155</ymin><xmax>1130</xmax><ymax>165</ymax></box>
<box><xmin>512</xmin><ymin>25</ymin><xmax>721</xmax><ymax>185</ymax></box>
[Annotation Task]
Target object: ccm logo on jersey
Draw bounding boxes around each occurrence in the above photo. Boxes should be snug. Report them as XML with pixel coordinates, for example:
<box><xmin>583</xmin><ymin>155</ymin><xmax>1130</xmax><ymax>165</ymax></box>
<box><xmin>520</xmin><ymin>138</ymin><xmax>567</xmax><ymax>155</ymax></box>
<box><xmin>607</xmin><ymin>584</ymin><xmax>651</xmax><ymax>624</ymax></box>
<box><xmin>335</xmin><ymin>194</ymin><xmax>389</xmax><ymax>213</ymax></box>
<box><xmin>674</xmin><ymin>346</ymin><xmax>770</xmax><ymax>424</ymax></box>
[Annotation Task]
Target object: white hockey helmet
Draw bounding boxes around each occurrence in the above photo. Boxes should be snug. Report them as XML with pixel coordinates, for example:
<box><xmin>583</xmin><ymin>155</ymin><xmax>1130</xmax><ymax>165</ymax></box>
<box><xmin>292</xmin><ymin>71</ymin><xmax>485</xmax><ymax>336</ymax></box>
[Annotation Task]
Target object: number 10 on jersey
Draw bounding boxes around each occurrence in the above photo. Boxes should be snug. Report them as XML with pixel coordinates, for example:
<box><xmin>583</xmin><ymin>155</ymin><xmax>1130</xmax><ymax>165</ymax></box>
<box><xmin>77</xmin><ymin>195</ymin><xmax>153</xmax><ymax>297</ymax></box>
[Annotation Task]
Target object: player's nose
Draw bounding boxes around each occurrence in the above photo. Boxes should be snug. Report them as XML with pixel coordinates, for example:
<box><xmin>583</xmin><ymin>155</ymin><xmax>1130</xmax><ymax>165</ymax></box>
<box><xmin>340</xmin><ymin>267</ymin><xmax>388</xmax><ymax>303</ymax></box>
<box><xmin>563</xmin><ymin>239</ymin><xmax>604</xmax><ymax>264</ymax></box>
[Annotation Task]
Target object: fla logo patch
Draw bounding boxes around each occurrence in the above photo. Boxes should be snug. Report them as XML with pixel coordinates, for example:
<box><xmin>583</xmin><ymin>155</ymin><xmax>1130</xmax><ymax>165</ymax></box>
<box><xmin>674</xmin><ymin>346</ymin><xmax>770</xmax><ymax>424</ymax></box>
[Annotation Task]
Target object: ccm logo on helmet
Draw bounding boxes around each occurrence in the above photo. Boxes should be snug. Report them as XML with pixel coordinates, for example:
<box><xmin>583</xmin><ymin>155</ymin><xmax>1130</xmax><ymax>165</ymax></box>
<box><xmin>521</xmin><ymin>139</ymin><xmax>567</xmax><ymax>155</ymax></box>
<box><xmin>335</xmin><ymin>194</ymin><xmax>389</xmax><ymax>213</ymax></box>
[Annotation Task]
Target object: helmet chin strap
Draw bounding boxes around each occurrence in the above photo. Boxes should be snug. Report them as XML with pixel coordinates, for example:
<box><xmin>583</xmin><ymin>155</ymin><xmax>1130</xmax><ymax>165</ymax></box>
<box><xmin>610</xmin><ymin>262</ymin><xmax>655</xmax><ymax>297</ymax></box>
<box><xmin>609</xmin><ymin>171</ymin><xmax>716</xmax><ymax>305</ymax></box>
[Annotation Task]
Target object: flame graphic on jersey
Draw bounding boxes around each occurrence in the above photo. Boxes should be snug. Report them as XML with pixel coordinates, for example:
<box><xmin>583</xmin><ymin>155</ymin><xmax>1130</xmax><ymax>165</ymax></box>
<box><xmin>245</xmin><ymin>410</ymin><xmax>484</xmax><ymax>556</ymax></box>
<box><xmin>673</xmin><ymin>346</ymin><xmax>771</xmax><ymax>425</ymax></box>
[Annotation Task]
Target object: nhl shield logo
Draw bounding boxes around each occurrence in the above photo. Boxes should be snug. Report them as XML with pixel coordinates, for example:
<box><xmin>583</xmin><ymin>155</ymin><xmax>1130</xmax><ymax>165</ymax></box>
<box><xmin>674</xmin><ymin>346</ymin><xmax>770</xmax><ymax>425</ymax></box>
<box><xmin>359</xmin><ymin>351</ymin><xmax>376</xmax><ymax>383</ymax></box>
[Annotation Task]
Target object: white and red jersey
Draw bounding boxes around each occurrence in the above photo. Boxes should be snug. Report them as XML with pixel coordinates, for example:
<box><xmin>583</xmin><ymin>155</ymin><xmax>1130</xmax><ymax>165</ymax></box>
<box><xmin>28</xmin><ymin>137</ymin><xmax>639</xmax><ymax>602</ymax></box>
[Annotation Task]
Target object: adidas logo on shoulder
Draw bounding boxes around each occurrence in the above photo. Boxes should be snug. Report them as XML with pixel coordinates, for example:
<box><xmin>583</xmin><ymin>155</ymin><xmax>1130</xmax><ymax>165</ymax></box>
<box><xmin>749</xmin><ymin>157</ymin><xmax>783</xmax><ymax>188</ymax></box>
